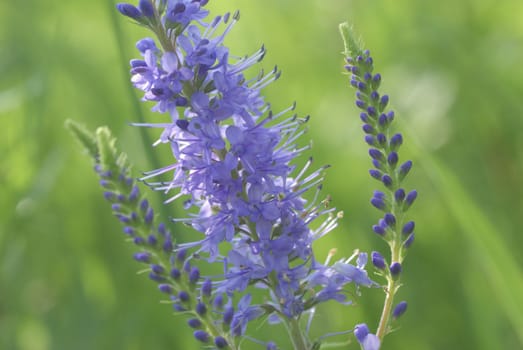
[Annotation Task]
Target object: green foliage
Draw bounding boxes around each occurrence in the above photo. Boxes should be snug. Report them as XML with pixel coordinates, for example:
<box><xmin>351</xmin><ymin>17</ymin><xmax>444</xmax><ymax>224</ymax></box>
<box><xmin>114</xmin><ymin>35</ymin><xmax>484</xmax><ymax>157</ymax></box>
<box><xmin>2</xmin><ymin>0</ymin><xmax>523</xmax><ymax>349</ymax></box>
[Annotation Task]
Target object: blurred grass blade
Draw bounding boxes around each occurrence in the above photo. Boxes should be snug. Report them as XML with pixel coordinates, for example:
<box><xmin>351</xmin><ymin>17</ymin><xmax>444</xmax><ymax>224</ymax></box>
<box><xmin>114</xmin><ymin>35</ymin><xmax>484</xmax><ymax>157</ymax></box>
<box><xmin>423</xmin><ymin>152</ymin><xmax>523</xmax><ymax>345</ymax></box>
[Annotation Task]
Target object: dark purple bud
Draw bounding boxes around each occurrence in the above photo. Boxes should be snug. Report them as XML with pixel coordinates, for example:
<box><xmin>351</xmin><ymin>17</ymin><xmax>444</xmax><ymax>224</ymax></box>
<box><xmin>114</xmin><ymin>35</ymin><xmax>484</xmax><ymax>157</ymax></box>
<box><xmin>140</xmin><ymin>199</ymin><xmax>149</xmax><ymax>212</ymax></box>
<box><xmin>357</xmin><ymin>81</ymin><xmax>367</xmax><ymax>91</ymax></box>
<box><xmin>147</xmin><ymin>234</ymin><xmax>157</xmax><ymax>246</ymax></box>
<box><xmin>188</xmin><ymin>318</ymin><xmax>202</xmax><ymax>328</ymax></box>
<box><xmin>189</xmin><ymin>267</ymin><xmax>200</xmax><ymax>284</ymax></box>
<box><xmin>369</xmin><ymin>148</ymin><xmax>384</xmax><ymax>161</ymax></box>
<box><xmin>158</xmin><ymin>284</ymin><xmax>173</xmax><ymax>294</ymax></box>
<box><xmin>384</xmin><ymin>213</ymin><xmax>396</xmax><ymax>228</ymax></box>
<box><xmin>100</xmin><ymin>170</ymin><xmax>112</xmax><ymax>178</ymax></box>
<box><xmin>163</xmin><ymin>235</ymin><xmax>173</xmax><ymax>253</ymax></box>
<box><xmin>157</xmin><ymin>223</ymin><xmax>166</xmax><ymax>236</ymax></box>
<box><xmin>133</xmin><ymin>236</ymin><xmax>145</xmax><ymax>245</ymax></box>
<box><xmin>201</xmin><ymin>278</ymin><xmax>212</xmax><ymax>297</ymax></box>
<box><xmin>392</xmin><ymin>301</ymin><xmax>408</xmax><ymax>319</ymax></box>
<box><xmin>404</xmin><ymin>190</ymin><xmax>418</xmax><ymax>209</ymax></box>
<box><xmin>111</xmin><ymin>203</ymin><xmax>121</xmax><ymax>212</ymax></box>
<box><xmin>173</xmin><ymin>303</ymin><xmax>186</xmax><ymax>312</ymax></box>
<box><xmin>350</xmin><ymin>79</ymin><xmax>359</xmax><ymax>88</ymax></box>
<box><xmin>183</xmin><ymin>260</ymin><xmax>191</xmax><ymax>273</ymax></box>
<box><xmin>372</xmin><ymin>73</ymin><xmax>381</xmax><ymax>88</ymax></box>
<box><xmin>369</xmin><ymin>169</ymin><xmax>382</xmax><ymax>180</ymax></box>
<box><xmin>394</xmin><ymin>188</ymin><xmax>405</xmax><ymax>203</ymax></box>
<box><xmin>367</xmin><ymin>106</ymin><xmax>377</xmax><ymax>116</ymax></box>
<box><xmin>365</xmin><ymin>56</ymin><xmax>373</xmax><ymax>66</ymax></box>
<box><xmin>215</xmin><ymin>336</ymin><xmax>228</xmax><ymax>348</ymax></box>
<box><xmin>178</xmin><ymin>291</ymin><xmax>190</xmax><ymax>302</ymax></box>
<box><xmin>196</xmin><ymin>301</ymin><xmax>207</xmax><ymax>316</ymax></box>
<box><xmin>149</xmin><ymin>272</ymin><xmax>165</xmax><ymax>282</ymax></box>
<box><xmin>404</xmin><ymin>233</ymin><xmax>415</xmax><ymax>248</ymax></box>
<box><xmin>176</xmin><ymin>248</ymin><xmax>188</xmax><ymax>262</ymax></box>
<box><xmin>151</xmin><ymin>264</ymin><xmax>164</xmax><ymax>274</ymax></box>
<box><xmin>116</xmin><ymin>3</ymin><xmax>143</xmax><ymax>20</ymax></box>
<box><xmin>360</xmin><ymin>112</ymin><xmax>369</xmax><ymax>123</ymax></box>
<box><xmin>402</xmin><ymin>221</ymin><xmax>415</xmax><ymax>235</ymax></box>
<box><xmin>381</xmin><ymin>174</ymin><xmax>393</xmax><ymax>188</ymax></box>
<box><xmin>390</xmin><ymin>133</ymin><xmax>403</xmax><ymax>150</ymax></box>
<box><xmin>170</xmin><ymin>268</ymin><xmax>181</xmax><ymax>280</ymax></box>
<box><xmin>138</xmin><ymin>0</ymin><xmax>155</xmax><ymax>17</ymax></box>
<box><xmin>372</xmin><ymin>159</ymin><xmax>383</xmax><ymax>170</ymax></box>
<box><xmin>370</xmin><ymin>91</ymin><xmax>379</xmax><ymax>100</ymax></box>
<box><xmin>388</xmin><ymin>152</ymin><xmax>399</xmax><ymax>167</ymax></box>
<box><xmin>356</xmin><ymin>100</ymin><xmax>367</xmax><ymax>109</ymax></box>
<box><xmin>133</xmin><ymin>252</ymin><xmax>151</xmax><ymax>263</ymax></box>
<box><xmin>371</xmin><ymin>251</ymin><xmax>386</xmax><ymax>269</ymax></box>
<box><xmin>390</xmin><ymin>262</ymin><xmax>402</xmax><ymax>277</ymax></box>
<box><xmin>144</xmin><ymin>207</ymin><xmax>154</xmax><ymax>224</ymax></box>
<box><xmin>376</xmin><ymin>133</ymin><xmax>387</xmax><ymax>145</ymax></box>
<box><xmin>387</xmin><ymin>110</ymin><xmax>395</xmax><ymax>122</ymax></box>
<box><xmin>378</xmin><ymin>113</ymin><xmax>388</xmax><ymax>127</ymax></box>
<box><xmin>129</xmin><ymin>185</ymin><xmax>139</xmax><ymax>202</ymax></box>
<box><xmin>356</xmin><ymin>55</ymin><xmax>364</xmax><ymax>62</ymax></box>
<box><xmin>372</xmin><ymin>224</ymin><xmax>386</xmax><ymax>236</ymax></box>
<box><xmin>398</xmin><ymin>160</ymin><xmax>413</xmax><ymax>181</ymax></box>
<box><xmin>371</xmin><ymin>197</ymin><xmax>386</xmax><ymax>211</ymax></box>
<box><xmin>123</xmin><ymin>226</ymin><xmax>135</xmax><ymax>235</ymax></box>
<box><xmin>365</xmin><ymin>135</ymin><xmax>375</xmax><ymax>146</ymax></box>
<box><xmin>117</xmin><ymin>194</ymin><xmax>126</xmax><ymax>202</ymax></box>
<box><xmin>363</xmin><ymin>72</ymin><xmax>372</xmax><ymax>81</ymax></box>
<box><xmin>115</xmin><ymin>214</ymin><xmax>131</xmax><ymax>224</ymax></box>
<box><xmin>100</xmin><ymin>179</ymin><xmax>111</xmax><ymax>188</ymax></box>
<box><xmin>130</xmin><ymin>211</ymin><xmax>138</xmax><ymax>221</ymax></box>
<box><xmin>223</xmin><ymin>306</ymin><xmax>234</xmax><ymax>325</ymax></box>
<box><xmin>194</xmin><ymin>330</ymin><xmax>210</xmax><ymax>343</ymax></box>
<box><xmin>213</xmin><ymin>294</ymin><xmax>224</xmax><ymax>309</ymax></box>
<box><xmin>103</xmin><ymin>191</ymin><xmax>116</xmax><ymax>201</ymax></box>
<box><xmin>362</xmin><ymin>124</ymin><xmax>374</xmax><ymax>134</ymax></box>
<box><xmin>379</xmin><ymin>95</ymin><xmax>389</xmax><ymax>110</ymax></box>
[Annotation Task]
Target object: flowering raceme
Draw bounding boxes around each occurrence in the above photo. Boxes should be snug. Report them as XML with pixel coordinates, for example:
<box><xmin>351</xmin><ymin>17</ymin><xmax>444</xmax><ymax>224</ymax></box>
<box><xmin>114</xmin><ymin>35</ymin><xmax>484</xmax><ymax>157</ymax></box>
<box><xmin>68</xmin><ymin>2</ymin><xmax>418</xmax><ymax>350</ymax></box>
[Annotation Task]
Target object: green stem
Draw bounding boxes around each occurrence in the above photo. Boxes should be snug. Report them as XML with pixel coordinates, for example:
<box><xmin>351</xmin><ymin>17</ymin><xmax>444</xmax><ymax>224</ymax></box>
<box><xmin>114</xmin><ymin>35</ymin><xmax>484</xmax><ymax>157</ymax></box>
<box><xmin>287</xmin><ymin>317</ymin><xmax>310</xmax><ymax>350</ymax></box>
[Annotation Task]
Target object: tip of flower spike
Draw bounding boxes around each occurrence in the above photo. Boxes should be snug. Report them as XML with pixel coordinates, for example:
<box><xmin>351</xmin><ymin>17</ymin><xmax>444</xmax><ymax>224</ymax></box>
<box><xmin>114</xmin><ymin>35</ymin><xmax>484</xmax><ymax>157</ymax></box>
<box><xmin>339</xmin><ymin>22</ymin><xmax>364</xmax><ymax>58</ymax></box>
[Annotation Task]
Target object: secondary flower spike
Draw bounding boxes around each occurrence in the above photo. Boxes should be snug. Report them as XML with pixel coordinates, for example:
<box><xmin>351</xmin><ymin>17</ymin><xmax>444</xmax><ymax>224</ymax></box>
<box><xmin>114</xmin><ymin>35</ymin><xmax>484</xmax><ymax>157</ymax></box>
<box><xmin>340</xmin><ymin>22</ymin><xmax>418</xmax><ymax>345</ymax></box>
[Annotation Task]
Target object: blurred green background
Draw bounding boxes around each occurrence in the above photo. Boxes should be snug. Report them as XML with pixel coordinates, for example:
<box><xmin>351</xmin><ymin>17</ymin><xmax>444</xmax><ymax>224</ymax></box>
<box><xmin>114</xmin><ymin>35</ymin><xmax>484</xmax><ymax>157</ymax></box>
<box><xmin>2</xmin><ymin>0</ymin><xmax>523</xmax><ymax>349</ymax></box>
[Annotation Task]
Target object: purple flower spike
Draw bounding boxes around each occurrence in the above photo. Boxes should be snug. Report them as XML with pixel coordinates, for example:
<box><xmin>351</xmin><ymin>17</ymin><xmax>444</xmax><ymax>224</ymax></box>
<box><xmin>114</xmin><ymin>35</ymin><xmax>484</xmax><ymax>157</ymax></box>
<box><xmin>392</xmin><ymin>301</ymin><xmax>408</xmax><ymax>319</ymax></box>
<box><xmin>371</xmin><ymin>251</ymin><xmax>386</xmax><ymax>270</ymax></box>
<box><xmin>193</xmin><ymin>330</ymin><xmax>210</xmax><ymax>343</ymax></box>
<box><xmin>354</xmin><ymin>323</ymin><xmax>381</xmax><ymax>350</ymax></box>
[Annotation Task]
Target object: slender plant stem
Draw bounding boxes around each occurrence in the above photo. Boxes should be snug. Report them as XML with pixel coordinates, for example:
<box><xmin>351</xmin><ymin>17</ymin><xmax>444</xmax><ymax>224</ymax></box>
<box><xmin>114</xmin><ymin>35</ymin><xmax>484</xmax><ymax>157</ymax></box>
<box><xmin>287</xmin><ymin>318</ymin><xmax>310</xmax><ymax>350</ymax></box>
